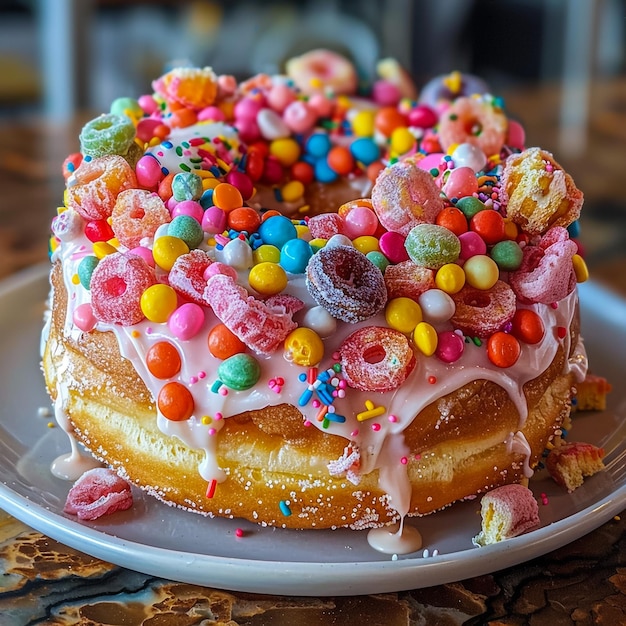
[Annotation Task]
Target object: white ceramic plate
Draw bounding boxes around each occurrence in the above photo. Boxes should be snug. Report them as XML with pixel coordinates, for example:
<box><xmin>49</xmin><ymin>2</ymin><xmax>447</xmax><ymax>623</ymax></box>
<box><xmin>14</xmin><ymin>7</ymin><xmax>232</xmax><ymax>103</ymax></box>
<box><xmin>1</xmin><ymin>263</ymin><xmax>625</xmax><ymax>596</ymax></box>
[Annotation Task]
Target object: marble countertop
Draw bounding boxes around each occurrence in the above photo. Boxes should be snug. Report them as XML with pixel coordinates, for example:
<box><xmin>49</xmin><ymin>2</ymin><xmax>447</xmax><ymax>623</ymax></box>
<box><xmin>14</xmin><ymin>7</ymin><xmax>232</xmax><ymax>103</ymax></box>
<box><xmin>1</xmin><ymin>79</ymin><xmax>626</xmax><ymax>624</ymax></box>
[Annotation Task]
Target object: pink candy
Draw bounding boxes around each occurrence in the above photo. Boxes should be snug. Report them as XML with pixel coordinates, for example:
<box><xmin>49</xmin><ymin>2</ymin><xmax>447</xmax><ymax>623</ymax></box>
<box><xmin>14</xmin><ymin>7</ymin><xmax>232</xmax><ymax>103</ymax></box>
<box><xmin>171</xmin><ymin>200</ymin><xmax>204</xmax><ymax>222</ymax></box>
<box><xmin>458</xmin><ymin>231</ymin><xmax>487</xmax><ymax>260</ymax></box>
<box><xmin>204</xmin><ymin>273</ymin><xmax>300</xmax><ymax>355</ymax></box>
<box><xmin>371</xmin><ymin>157</ymin><xmax>444</xmax><ymax>236</ymax></box>
<box><xmin>202</xmin><ymin>206</ymin><xmax>227</xmax><ymax>234</ymax></box>
<box><xmin>168</xmin><ymin>302</ymin><xmax>205</xmax><ymax>340</ymax></box>
<box><xmin>379</xmin><ymin>231</ymin><xmax>409</xmax><ymax>264</ymax></box>
<box><xmin>343</xmin><ymin>206</ymin><xmax>378</xmax><ymax>239</ymax></box>
<box><xmin>509</xmin><ymin>227</ymin><xmax>577</xmax><ymax>304</ymax></box>
<box><xmin>90</xmin><ymin>252</ymin><xmax>156</xmax><ymax>326</ymax></box>
<box><xmin>308</xmin><ymin>213</ymin><xmax>345</xmax><ymax>240</ymax></box>
<box><xmin>64</xmin><ymin>468</ymin><xmax>133</xmax><ymax>520</ymax></box>
<box><xmin>135</xmin><ymin>154</ymin><xmax>163</xmax><ymax>189</ymax></box>
<box><xmin>283</xmin><ymin>100</ymin><xmax>317</xmax><ymax>134</ymax></box>
<box><xmin>384</xmin><ymin>261</ymin><xmax>435</xmax><ymax>301</ymax></box>
<box><xmin>168</xmin><ymin>249</ymin><xmax>213</xmax><ymax>305</ymax></box>
<box><xmin>441</xmin><ymin>166</ymin><xmax>478</xmax><ymax>200</ymax></box>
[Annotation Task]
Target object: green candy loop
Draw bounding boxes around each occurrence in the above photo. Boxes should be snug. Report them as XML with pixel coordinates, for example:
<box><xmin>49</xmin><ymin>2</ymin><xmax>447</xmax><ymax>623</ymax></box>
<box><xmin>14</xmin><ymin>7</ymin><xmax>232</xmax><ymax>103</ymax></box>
<box><xmin>80</xmin><ymin>113</ymin><xmax>136</xmax><ymax>158</ymax></box>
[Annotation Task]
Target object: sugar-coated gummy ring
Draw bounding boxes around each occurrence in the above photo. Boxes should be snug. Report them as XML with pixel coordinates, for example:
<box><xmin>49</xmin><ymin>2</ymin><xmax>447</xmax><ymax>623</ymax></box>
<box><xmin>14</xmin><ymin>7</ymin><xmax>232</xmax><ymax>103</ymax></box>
<box><xmin>450</xmin><ymin>280</ymin><xmax>516</xmax><ymax>338</ymax></box>
<box><xmin>339</xmin><ymin>326</ymin><xmax>416</xmax><ymax>392</ymax></box>
<box><xmin>89</xmin><ymin>252</ymin><xmax>156</xmax><ymax>326</ymax></box>
<box><xmin>67</xmin><ymin>155</ymin><xmax>138</xmax><ymax>221</ymax></box>
<box><xmin>111</xmin><ymin>188</ymin><xmax>171</xmax><ymax>249</ymax></box>
<box><xmin>79</xmin><ymin>113</ymin><xmax>136</xmax><ymax>158</ymax></box>
<box><xmin>371</xmin><ymin>157</ymin><xmax>444</xmax><ymax>236</ymax></box>
<box><xmin>305</xmin><ymin>245</ymin><xmax>387</xmax><ymax>323</ymax></box>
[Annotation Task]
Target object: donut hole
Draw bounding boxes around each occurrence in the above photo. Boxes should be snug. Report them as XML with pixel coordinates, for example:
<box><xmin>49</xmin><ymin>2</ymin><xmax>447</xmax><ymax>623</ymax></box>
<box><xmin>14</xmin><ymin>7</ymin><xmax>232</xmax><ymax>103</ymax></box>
<box><xmin>103</xmin><ymin>276</ymin><xmax>127</xmax><ymax>298</ymax></box>
<box><xmin>92</xmin><ymin>118</ymin><xmax>115</xmax><ymax>132</ymax></box>
<box><xmin>336</xmin><ymin>260</ymin><xmax>355</xmax><ymax>284</ymax></box>
<box><xmin>464</xmin><ymin>292</ymin><xmax>491</xmax><ymax>308</ymax></box>
<box><xmin>463</xmin><ymin>117</ymin><xmax>480</xmax><ymax>135</ymax></box>
<box><xmin>130</xmin><ymin>206</ymin><xmax>146</xmax><ymax>220</ymax></box>
<box><xmin>362</xmin><ymin>345</ymin><xmax>386</xmax><ymax>365</ymax></box>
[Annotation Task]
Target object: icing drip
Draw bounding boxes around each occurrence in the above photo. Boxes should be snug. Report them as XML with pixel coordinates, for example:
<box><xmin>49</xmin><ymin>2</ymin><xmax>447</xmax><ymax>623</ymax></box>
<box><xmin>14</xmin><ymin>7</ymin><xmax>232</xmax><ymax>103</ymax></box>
<box><xmin>506</xmin><ymin>430</ymin><xmax>534</xmax><ymax>478</ymax></box>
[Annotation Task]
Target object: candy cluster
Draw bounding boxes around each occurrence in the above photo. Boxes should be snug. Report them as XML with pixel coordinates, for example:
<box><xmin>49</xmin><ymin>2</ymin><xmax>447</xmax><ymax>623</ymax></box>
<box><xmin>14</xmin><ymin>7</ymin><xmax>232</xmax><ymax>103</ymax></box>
<box><xmin>50</xmin><ymin>56</ymin><xmax>588</xmax><ymax>508</ymax></box>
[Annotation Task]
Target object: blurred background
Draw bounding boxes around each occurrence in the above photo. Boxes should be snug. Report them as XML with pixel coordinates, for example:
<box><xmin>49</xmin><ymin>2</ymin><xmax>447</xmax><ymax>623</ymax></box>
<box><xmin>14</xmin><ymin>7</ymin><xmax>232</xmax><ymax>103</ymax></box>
<box><xmin>0</xmin><ymin>0</ymin><xmax>625</xmax><ymax>281</ymax></box>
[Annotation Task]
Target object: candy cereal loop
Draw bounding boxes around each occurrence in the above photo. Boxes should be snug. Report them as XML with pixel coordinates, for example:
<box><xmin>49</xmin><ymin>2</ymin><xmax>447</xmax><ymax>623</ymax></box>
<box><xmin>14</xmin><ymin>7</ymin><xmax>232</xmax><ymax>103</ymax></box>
<box><xmin>371</xmin><ymin>157</ymin><xmax>444</xmax><ymax>236</ymax></box>
<box><xmin>450</xmin><ymin>280</ymin><xmax>516</xmax><ymax>338</ymax></box>
<box><xmin>339</xmin><ymin>326</ymin><xmax>416</xmax><ymax>393</ymax></box>
<box><xmin>152</xmin><ymin>66</ymin><xmax>218</xmax><ymax>110</ymax></box>
<box><xmin>437</xmin><ymin>95</ymin><xmax>508</xmax><ymax>157</ymax></box>
<box><xmin>509</xmin><ymin>227</ymin><xmax>578</xmax><ymax>304</ymax></box>
<box><xmin>306</xmin><ymin>245</ymin><xmax>387</xmax><ymax>323</ymax></box>
<box><xmin>79</xmin><ymin>113</ymin><xmax>136</xmax><ymax>158</ymax></box>
<box><xmin>90</xmin><ymin>252</ymin><xmax>156</xmax><ymax>326</ymax></box>
<box><xmin>67</xmin><ymin>155</ymin><xmax>138</xmax><ymax>221</ymax></box>
<box><xmin>384</xmin><ymin>261</ymin><xmax>435</xmax><ymax>301</ymax></box>
<box><xmin>501</xmin><ymin>147</ymin><xmax>584</xmax><ymax>236</ymax></box>
<box><xmin>111</xmin><ymin>189</ymin><xmax>171</xmax><ymax>249</ymax></box>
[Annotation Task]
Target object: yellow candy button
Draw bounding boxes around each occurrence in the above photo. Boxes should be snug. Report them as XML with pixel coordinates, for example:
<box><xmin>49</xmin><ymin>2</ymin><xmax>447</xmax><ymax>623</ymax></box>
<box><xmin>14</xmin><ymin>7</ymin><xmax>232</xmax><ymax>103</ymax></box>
<box><xmin>413</xmin><ymin>321</ymin><xmax>438</xmax><ymax>356</ymax></box>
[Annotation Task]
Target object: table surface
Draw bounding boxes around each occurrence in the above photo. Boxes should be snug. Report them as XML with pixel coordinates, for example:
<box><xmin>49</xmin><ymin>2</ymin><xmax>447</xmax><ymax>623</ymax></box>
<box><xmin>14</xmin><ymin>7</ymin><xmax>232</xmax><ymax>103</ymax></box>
<box><xmin>1</xmin><ymin>78</ymin><xmax>625</xmax><ymax>625</ymax></box>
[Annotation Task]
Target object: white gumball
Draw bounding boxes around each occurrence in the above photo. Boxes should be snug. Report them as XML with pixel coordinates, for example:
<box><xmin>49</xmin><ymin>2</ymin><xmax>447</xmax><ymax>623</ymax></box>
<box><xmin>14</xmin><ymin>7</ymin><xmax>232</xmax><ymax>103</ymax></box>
<box><xmin>301</xmin><ymin>305</ymin><xmax>337</xmax><ymax>338</ymax></box>
<box><xmin>218</xmin><ymin>237</ymin><xmax>253</xmax><ymax>270</ymax></box>
<box><xmin>326</xmin><ymin>234</ymin><xmax>353</xmax><ymax>248</ymax></box>
<box><xmin>418</xmin><ymin>289</ymin><xmax>456</xmax><ymax>323</ymax></box>
<box><xmin>450</xmin><ymin>143</ymin><xmax>488</xmax><ymax>173</ymax></box>
<box><xmin>257</xmin><ymin>108</ymin><xmax>290</xmax><ymax>141</ymax></box>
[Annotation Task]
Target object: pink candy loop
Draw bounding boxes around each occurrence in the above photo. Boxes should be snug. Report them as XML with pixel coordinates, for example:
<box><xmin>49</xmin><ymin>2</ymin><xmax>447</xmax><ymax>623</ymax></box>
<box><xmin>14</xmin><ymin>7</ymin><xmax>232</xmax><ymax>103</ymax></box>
<box><xmin>90</xmin><ymin>252</ymin><xmax>156</xmax><ymax>326</ymax></box>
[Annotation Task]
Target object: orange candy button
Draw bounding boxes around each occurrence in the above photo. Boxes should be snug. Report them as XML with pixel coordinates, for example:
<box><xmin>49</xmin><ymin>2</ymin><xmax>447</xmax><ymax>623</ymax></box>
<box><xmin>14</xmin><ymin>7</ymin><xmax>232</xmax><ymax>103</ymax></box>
<box><xmin>208</xmin><ymin>323</ymin><xmax>247</xmax><ymax>360</ymax></box>
<box><xmin>146</xmin><ymin>341</ymin><xmax>182</xmax><ymax>379</ymax></box>
<box><xmin>158</xmin><ymin>382</ymin><xmax>194</xmax><ymax>421</ymax></box>
<box><xmin>228</xmin><ymin>207</ymin><xmax>261</xmax><ymax>233</ymax></box>
<box><xmin>213</xmin><ymin>182</ymin><xmax>243</xmax><ymax>212</ymax></box>
<box><xmin>487</xmin><ymin>331</ymin><xmax>521</xmax><ymax>368</ymax></box>
<box><xmin>510</xmin><ymin>309</ymin><xmax>545</xmax><ymax>344</ymax></box>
